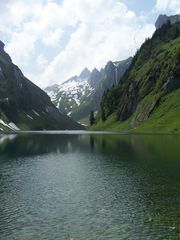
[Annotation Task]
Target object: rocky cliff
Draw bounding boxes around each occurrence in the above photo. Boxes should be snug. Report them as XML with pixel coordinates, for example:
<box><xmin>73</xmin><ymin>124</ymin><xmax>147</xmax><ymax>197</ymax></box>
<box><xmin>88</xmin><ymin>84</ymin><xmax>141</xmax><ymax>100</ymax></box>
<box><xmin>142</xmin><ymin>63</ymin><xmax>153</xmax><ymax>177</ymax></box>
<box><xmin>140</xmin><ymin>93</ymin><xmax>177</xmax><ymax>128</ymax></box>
<box><xmin>155</xmin><ymin>14</ymin><xmax>180</xmax><ymax>29</ymax></box>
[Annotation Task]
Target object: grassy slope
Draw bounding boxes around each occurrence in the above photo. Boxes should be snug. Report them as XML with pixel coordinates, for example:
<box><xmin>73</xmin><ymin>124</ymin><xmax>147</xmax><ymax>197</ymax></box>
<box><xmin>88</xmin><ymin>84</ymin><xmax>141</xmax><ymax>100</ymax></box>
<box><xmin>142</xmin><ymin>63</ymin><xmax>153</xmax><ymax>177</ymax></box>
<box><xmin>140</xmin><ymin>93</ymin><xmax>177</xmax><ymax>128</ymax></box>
<box><xmin>138</xmin><ymin>88</ymin><xmax>180</xmax><ymax>132</ymax></box>
<box><xmin>90</xmin><ymin>88</ymin><xmax>180</xmax><ymax>133</ymax></box>
<box><xmin>92</xmin><ymin>24</ymin><xmax>180</xmax><ymax>133</ymax></box>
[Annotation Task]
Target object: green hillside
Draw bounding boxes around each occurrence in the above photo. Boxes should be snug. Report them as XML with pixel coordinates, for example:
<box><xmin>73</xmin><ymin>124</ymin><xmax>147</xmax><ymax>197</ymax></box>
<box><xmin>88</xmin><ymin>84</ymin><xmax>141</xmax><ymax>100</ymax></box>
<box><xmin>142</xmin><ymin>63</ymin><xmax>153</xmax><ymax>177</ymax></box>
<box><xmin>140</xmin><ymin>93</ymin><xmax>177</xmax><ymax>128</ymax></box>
<box><xmin>91</xmin><ymin>20</ymin><xmax>180</xmax><ymax>133</ymax></box>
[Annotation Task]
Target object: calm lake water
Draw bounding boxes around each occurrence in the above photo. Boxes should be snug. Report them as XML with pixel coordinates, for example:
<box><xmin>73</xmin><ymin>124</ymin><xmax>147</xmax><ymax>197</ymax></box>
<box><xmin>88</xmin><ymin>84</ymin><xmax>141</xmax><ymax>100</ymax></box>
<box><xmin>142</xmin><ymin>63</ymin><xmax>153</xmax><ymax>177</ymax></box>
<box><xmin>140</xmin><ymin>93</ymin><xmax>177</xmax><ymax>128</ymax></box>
<box><xmin>0</xmin><ymin>132</ymin><xmax>180</xmax><ymax>240</ymax></box>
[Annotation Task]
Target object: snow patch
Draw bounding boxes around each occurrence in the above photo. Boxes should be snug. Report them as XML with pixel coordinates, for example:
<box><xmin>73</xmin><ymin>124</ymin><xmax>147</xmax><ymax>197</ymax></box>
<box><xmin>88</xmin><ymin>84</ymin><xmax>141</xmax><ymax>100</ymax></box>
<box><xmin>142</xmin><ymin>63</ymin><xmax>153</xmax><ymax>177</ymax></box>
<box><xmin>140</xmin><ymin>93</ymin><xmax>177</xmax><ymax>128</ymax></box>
<box><xmin>74</xmin><ymin>97</ymin><xmax>80</xmax><ymax>106</ymax></box>
<box><xmin>0</xmin><ymin>119</ymin><xmax>10</xmax><ymax>129</ymax></box>
<box><xmin>32</xmin><ymin>110</ymin><xmax>40</xmax><ymax>117</ymax></box>
<box><xmin>67</xmin><ymin>111</ymin><xmax>72</xmax><ymax>116</ymax></box>
<box><xmin>9</xmin><ymin>123</ymin><xmax>20</xmax><ymax>131</ymax></box>
<box><xmin>0</xmin><ymin>119</ymin><xmax>20</xmax><ymax>131</ymax></box>
<box><xmin>45</xmin><ymin>75</ymin><xmax>94</xmax><ymax>113</ymax></box>
<box><xmin>26</xmin><ymin>114</ymin><xmax>34</xmax><ymax>120</ymax></box>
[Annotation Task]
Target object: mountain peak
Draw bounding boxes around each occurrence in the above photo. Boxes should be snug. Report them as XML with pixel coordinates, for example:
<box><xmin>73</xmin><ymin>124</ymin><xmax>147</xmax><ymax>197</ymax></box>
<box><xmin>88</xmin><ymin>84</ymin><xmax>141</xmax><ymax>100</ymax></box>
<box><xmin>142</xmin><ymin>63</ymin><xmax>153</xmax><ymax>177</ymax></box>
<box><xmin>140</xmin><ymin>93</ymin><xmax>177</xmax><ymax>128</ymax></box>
<box><xmin>88</xmin><ymin>68</ymin><xmax>101</xmax><ymax>88</ymax></box>
<box><xmin>105</xmin><ymin>61</ymin><xmax>115</xmax><ymax>71</ymax></box>
<box><xmin>92</xmin><ymin>68</ymin><xmax>99</xmax><ymax>74</ymax></box>
<box><xmin>0</xmin><ymin>40</ymin><xmax>12</xmax><ymax>62</ymax></box>
<box><xmin>0</xmin><ymin>40</ymin><xmax>5</xmax><ymax>50</ymax></box>
<box><xmin>155</xmin><ymin>14</ymin><xmax>180</xmax><ymax>29</ymax></box>
<box><xmin>79</xmin><ymin>67</ymin><xmax>91</xmax><ymax>79</ymax></box>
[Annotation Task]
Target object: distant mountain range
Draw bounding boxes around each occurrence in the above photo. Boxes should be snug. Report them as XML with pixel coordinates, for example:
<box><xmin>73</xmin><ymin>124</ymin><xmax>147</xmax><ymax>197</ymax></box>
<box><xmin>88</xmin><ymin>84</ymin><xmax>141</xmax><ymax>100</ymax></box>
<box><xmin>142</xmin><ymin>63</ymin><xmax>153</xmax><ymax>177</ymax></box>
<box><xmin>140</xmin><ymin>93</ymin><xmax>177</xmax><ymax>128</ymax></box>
<box><xmin>0</xmin><ymin>41</ymin><xmax>83</xmax><ymax>131</ymax></box>
<box><xmin>45</xmin><ymin>57</ymin><xmax>132</xmax><ymax>122</ymax></box>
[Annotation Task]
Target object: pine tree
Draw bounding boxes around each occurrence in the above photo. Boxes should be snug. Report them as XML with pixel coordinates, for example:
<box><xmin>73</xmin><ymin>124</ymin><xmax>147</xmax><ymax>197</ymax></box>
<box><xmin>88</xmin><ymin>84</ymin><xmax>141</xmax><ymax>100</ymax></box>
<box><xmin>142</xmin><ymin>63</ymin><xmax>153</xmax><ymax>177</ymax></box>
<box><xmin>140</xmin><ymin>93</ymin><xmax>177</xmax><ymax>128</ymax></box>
<box><xmin>89</xmin><ymin>111</ymin><xmax>95</xmax><ymax>126</ymax></box>
<box><xmin>101</xmin><ymin>108</ymin><xmax>106</xmax><ymax>122</ymax></box>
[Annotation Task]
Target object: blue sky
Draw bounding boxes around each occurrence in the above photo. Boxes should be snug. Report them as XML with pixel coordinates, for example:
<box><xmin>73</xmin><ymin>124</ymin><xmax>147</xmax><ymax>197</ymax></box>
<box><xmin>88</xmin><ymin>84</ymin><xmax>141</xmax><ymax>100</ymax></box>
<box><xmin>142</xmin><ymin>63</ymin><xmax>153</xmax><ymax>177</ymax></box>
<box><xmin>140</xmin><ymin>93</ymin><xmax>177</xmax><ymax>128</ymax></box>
<box><xmin>123</xmin><ymin>0</ymin><xmax>156</xmax><ymax>13</ymax></box>
<box><xmin>0</xmin><ymin>0</ymin><xmax>179</xmax><ymax>87</ymax></box>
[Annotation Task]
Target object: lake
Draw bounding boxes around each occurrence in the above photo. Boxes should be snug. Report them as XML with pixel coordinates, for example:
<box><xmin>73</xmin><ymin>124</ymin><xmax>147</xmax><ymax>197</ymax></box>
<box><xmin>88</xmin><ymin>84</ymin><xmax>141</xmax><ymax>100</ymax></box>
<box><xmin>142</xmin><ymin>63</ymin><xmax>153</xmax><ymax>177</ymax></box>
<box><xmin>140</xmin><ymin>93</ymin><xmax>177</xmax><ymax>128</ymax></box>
<box><xmin>0</xmin><ymin>132</ymin><xmax>180</xmax><ymax>240</ymax></box>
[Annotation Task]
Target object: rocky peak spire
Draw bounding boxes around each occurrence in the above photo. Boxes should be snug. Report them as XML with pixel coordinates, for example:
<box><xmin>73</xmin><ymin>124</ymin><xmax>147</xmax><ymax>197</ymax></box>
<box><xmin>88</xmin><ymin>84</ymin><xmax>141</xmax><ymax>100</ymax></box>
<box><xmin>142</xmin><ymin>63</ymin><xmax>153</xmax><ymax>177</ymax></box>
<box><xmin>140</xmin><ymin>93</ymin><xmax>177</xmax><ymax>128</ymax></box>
<box><xmin>155</xmin><ymin>14</ymin><xmax>180</xmax><ymax>29</ymax></box>
<box><xmin>79</xmin><ymin>67</ymin><xmax>91</xmax><ymax>79</ymax></box>
<box><xmin>0</xmin><ymin>40</ymin><xmax>12</xmax><ymax>62</ymax></box>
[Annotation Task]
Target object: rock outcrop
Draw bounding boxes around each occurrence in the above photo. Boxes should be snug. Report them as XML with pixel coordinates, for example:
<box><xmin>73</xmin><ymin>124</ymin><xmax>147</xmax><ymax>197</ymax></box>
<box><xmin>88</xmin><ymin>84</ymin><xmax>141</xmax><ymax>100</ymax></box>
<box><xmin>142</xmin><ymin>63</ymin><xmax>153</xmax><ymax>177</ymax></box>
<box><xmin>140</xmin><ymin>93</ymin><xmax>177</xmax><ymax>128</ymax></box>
<box><xmin>79</xmin><ymin>67</ymin><xmax>91</xmax><ymax>79</ymax></box>
<box><xmin>155</xmin><ymin>14</ymin><xmax>180</xmax><ymax>29</ymax></box>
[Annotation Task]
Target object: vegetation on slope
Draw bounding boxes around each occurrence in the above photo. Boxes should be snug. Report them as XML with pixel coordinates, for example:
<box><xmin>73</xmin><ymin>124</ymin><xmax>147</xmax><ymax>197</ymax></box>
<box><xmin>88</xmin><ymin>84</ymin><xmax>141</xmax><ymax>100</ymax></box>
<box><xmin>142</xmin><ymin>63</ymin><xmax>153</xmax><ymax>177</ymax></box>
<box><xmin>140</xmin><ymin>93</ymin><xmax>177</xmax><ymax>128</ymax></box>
<box><xmin>90</xmin><ymin>89</ymin><xmax>180</xmax><ymax>133</ymax></box>
<box><xmin>92</xmin><ymin>20</ymin><xmax>180</xmax><ymax>132</ymax></box>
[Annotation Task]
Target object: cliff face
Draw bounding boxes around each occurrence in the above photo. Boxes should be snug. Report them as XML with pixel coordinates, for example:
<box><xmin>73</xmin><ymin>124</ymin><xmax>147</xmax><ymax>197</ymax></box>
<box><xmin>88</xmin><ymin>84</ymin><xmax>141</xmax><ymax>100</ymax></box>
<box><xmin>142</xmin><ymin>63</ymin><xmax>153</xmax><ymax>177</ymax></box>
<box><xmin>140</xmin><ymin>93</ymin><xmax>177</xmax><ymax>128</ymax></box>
<box><xmin>88</xmin><ymin>68</ymin><xmax>102</xmax><ymax>88</ymax></box>
<box><xmin>0</xmin><ymin>41</ymin><xmax>83</xmax><ymax>131</ymax></box>
<box><xmin>93</xmin><ymin>57</ymin><xmax>132</xmax><ymax>108</ymax></box>
<box><xmin>155</xmin><ymin>14</ymin><xmax>180</xmax><ymax>29</ymax></box>
<box><xmin>99</xmin><ymin>17</ymin><xmax>180</xmax><ymax>131</ymax></box>
<box><xmin>0</xmin><ymin>41</ymin><xmax>12</xmax><ymax>62</ymax></box>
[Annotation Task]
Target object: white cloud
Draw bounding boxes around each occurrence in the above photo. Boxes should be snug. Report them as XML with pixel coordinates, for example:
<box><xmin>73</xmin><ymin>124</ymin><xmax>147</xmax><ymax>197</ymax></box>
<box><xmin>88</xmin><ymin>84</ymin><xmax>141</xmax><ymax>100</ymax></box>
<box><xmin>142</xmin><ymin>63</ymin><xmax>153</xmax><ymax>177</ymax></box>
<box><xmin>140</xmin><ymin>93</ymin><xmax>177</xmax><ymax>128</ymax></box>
<box><xmin>36</xmin><ymin>54</ymin><xmax>48</xmax><ymax>69</ymax></box>
<box><xmin>6</xmin><ymin>32</ymin><xmax>36</xmax><ymax>66</ymax></box>
<box><xmin>1</xmin><ymin>0</ymin><xmax>156</xmax><ymax>87</ymax></box>
<box><xmin>42</xmin><ymin>28</ymin><xmax>63</xmax><ymax>47</ymax></box>
<box><xmin>155</xmin><ymin>0</ymin><xmax>180</xmax><ymax>13</ymax></box>
<box><xmin>4</xmin><ymin>1</ymin><xmax>65</xmax><ymax>63</ymax></box>
<box><xmin>39</xmin><ymin>0</ymin><xmax>155</xmax><ymax>87</ymax></box>
<box><xmin>0</xmin><ymin>0</ymin><xmax>43</xmax><ymax>31</ymax></box>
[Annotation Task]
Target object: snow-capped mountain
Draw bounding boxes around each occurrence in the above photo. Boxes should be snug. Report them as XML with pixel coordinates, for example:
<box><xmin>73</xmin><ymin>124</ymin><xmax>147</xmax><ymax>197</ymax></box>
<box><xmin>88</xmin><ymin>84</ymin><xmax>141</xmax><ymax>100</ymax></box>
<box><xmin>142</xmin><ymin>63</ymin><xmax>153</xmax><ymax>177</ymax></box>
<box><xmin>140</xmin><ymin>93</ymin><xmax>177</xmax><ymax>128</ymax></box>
<box><xmin>45</xmin><ymin>57</ymin><xmax>132</xmax><ymax>122</ymax></box>
<box><xmin>45</xmin><ymin>68</ymin><xmax>94</xmax><ymax>120</ymax></box>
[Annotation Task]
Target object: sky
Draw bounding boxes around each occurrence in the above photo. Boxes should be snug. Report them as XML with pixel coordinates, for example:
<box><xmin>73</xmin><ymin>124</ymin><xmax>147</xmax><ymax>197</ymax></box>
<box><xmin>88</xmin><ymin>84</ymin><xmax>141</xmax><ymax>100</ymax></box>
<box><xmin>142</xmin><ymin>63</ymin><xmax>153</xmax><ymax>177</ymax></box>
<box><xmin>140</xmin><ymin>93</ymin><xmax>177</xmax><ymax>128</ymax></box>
<box><xmin>0</xmin><ymin>0</ymin><xmax>179</xmax><ymax>88</ymax></box>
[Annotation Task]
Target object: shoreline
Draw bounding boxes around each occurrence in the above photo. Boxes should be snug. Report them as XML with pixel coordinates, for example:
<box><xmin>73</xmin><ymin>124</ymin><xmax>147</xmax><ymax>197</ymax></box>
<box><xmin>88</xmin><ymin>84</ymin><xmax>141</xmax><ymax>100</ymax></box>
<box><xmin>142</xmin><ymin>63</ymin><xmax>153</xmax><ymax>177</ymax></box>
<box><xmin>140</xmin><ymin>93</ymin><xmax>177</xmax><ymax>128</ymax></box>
<box><xmin>0</xmin><ymin>129</ymin><xmax>180</xmax><ymax>135</ymax></box>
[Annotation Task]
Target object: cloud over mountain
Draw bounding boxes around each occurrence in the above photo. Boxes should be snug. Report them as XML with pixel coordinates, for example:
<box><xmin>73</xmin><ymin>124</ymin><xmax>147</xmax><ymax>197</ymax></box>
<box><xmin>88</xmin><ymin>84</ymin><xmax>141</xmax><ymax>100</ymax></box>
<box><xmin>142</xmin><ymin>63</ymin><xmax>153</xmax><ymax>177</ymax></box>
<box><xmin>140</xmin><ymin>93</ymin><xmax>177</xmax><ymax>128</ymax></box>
<box><xmin>0</xmin><ymin>0</ymin><xmax>177</xmax><ymax>87</ymax></box>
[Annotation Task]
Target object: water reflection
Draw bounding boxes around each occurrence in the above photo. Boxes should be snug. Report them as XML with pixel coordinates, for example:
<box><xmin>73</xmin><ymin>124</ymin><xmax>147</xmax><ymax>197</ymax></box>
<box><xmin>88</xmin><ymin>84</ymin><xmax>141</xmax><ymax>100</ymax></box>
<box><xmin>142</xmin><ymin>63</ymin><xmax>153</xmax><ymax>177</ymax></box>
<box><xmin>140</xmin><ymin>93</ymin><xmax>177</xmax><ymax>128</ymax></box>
<box><xmin>1</xmin><ymin>133</ymin><xmax>180</xmax><ymax>161</ymax></box>
<box><xmin>0</xmin><ymin>132</ymin><xmax>180</xmax><ymax>239</ymax></box>
<box><xmin>0</xmin><ymin>133</ymin><xmax>81</xmax><ymax>158</ymax></box>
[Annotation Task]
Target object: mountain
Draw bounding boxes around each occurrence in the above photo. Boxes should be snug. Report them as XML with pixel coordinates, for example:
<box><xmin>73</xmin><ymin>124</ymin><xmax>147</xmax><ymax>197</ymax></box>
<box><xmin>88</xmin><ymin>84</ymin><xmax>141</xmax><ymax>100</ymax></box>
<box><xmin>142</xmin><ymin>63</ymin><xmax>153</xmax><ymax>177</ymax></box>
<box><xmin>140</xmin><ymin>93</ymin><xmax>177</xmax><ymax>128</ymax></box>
<box><xmin>0</xmin><ymin>41</ymin><xmax>83</xmax><ymax>131</ymax></box>
<box><xmin>79</xmin><ymin>67</ymin><xmax>91</xmax><ymax>79</ymax></box>
<box><xmin>45</xmin><ymin>69</ymin><xmax>94</xmax><ymax>121</ymax></box>
<box><xmin>92</xmin><ymin>15</ymin><xmax>180</xmax><ymax>133</ymax></box>
<box><xmin>88</xmin><ymin>68</ymin><xmax>101</xmax><ymax>88</ymax></box>
<box><xmin>155</xmin><ymin>14</ymin><xmax>180</xmax><ymax>29</ymax></box>
<box><xmin>45</xmin><ymin>57</ymin><xmax>132</xmax><ymax>122</ymax></box>
<box><xmin>93</xmin><ymin>57</ymin><xmax>132</xmax><ymax>108</ymax></box>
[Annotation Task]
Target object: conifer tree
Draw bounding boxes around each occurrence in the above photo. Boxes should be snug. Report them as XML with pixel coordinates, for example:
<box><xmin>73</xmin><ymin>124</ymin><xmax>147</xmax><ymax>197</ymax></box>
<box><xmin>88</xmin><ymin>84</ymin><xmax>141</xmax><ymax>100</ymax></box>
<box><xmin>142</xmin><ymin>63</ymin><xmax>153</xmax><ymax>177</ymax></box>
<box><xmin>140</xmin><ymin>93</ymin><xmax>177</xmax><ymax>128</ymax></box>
<box><xmin>89</xmin><ymin>111</ymin><xmax>95</xmax><ymax>126</ymax></box>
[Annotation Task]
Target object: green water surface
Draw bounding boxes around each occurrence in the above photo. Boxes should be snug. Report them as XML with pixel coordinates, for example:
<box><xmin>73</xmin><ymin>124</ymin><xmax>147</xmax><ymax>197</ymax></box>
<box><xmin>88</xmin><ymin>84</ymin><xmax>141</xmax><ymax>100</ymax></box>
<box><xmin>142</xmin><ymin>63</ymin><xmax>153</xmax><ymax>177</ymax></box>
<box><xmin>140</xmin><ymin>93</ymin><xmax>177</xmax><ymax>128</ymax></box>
<box><xmin>0</xmin><ymin>132</ymin><xmax>180</xmax><ymax>240</ymax></box>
